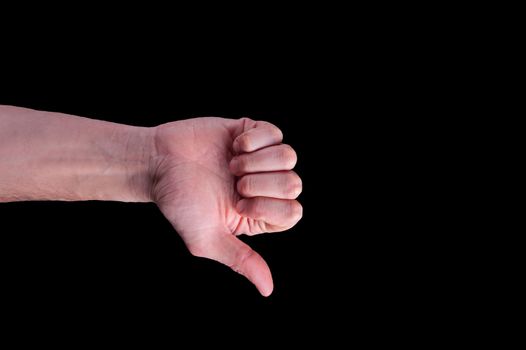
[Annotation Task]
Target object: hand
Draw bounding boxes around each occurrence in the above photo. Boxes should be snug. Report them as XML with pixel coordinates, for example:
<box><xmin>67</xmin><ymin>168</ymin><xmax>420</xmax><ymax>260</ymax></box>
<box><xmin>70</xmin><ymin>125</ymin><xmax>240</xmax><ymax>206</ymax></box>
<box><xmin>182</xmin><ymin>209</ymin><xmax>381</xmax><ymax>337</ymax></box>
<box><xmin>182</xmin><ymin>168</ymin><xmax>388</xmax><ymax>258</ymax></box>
<box><xmin>151</xmin><ymin>117</ymin><xmax>303</xmax><ymax>296</ymax></box>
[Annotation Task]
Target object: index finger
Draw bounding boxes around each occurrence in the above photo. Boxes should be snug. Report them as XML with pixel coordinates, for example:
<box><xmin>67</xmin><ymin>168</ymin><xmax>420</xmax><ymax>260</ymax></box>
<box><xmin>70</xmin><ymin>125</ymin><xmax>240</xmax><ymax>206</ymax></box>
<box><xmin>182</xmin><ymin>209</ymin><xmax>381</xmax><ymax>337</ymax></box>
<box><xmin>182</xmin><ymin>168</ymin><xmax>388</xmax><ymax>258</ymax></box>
<box><xmin>233</xmin><ymin>120</ymin><xmax>283</xmax><ymax>154</ymax></box>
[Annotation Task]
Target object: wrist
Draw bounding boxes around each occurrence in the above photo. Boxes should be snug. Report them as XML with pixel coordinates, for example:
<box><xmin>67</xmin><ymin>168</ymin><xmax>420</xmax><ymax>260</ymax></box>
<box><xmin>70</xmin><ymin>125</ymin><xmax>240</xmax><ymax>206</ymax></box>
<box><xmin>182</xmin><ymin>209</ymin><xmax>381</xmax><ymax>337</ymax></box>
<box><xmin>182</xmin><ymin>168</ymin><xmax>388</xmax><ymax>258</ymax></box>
<box><xmin>122</xmin><ymin>125</ymin><xmax>158</xmax><ymax>203</ymax></box>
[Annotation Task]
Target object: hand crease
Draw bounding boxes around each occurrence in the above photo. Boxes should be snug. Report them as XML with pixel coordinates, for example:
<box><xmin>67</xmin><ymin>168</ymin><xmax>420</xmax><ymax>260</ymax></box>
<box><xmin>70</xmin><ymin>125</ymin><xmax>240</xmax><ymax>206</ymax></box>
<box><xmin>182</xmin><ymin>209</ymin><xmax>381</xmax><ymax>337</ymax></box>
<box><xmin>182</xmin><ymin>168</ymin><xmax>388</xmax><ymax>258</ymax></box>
<box><xmin>232</xmin><ymin>248</ymin><xmax>255</xmax><ymax>273</ymax></box>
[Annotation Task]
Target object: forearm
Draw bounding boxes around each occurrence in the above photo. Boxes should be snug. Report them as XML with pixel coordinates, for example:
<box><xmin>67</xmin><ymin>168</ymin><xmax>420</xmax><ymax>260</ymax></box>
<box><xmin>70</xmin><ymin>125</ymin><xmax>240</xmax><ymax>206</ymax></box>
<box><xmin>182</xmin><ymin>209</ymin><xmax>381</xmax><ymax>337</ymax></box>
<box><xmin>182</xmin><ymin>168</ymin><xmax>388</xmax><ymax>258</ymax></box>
<box><xmin>0</xmin><ymin>106</ymin><xmax>155</xmax><ymax>202</ymax></box>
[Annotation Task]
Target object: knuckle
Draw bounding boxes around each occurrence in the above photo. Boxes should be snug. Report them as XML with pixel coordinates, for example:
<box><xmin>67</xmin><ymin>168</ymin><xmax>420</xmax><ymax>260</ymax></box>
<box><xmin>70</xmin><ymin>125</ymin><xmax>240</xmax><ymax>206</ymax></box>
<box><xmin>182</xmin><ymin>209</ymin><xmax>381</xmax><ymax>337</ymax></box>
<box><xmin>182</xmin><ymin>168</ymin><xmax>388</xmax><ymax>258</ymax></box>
<box><xmin>271</xmin><ymin>125</ymin><xmax>284</xmax><ymax>141</ymax></box>
<box><xmin>285</xmin><ymin>172</ymin><xmax>303</xmax><ymax>198</ymax></box>
<box><xmin>289</xmin><ymin>201</ymin><xmax>303</xmax><ymax>223</ymax></box>
<box><xmin>279</xmin><ymin>145</ymin><xmax>297</xmax><ymax>168</ymax></box>
<box><xmin>232</xmin><ymin>247</ymin><xmax>254</xmax><ymax>272</ymax></box>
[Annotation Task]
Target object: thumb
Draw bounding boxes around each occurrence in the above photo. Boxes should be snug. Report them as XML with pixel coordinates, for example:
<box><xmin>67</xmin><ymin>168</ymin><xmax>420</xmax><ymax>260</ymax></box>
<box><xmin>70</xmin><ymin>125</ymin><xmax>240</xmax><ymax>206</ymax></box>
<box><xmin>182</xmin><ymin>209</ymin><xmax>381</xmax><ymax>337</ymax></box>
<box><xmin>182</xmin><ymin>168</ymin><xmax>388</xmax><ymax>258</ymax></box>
<box><xmin>203</xmin><ymin>234</ymin><xmax>274</xmax><ymax>297</ymax></box>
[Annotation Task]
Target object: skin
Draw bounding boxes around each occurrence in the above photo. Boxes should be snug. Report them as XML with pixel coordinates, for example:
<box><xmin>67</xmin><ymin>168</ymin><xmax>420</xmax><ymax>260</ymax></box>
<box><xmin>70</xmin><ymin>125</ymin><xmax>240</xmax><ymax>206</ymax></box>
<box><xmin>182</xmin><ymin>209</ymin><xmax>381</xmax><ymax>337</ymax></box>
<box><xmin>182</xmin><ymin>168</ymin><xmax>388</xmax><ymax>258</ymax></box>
<box><xmin>0</xmin><ymin>106</ymin><xmax>302</xmax><ymax>296</ymax></box>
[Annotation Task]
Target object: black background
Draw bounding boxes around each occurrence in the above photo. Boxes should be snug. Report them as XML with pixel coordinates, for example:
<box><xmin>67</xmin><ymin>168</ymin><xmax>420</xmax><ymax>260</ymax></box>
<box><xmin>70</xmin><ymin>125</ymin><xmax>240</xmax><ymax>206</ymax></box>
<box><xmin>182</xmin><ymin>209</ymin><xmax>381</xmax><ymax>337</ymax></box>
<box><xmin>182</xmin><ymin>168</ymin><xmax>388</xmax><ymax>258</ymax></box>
<box><xmin>0</xmin><ymin>43</ymin><xmax>356</xmax><ymax>333</ymax></box>
<box><xmin>0</xmin><ymin>13</ymin><xmax>449</xmax><ymax>337</ymax></box>
<box><xmin>0</xmin><ymin>6</ymin><xmax>492</xmax><ymax>342</ymax></box>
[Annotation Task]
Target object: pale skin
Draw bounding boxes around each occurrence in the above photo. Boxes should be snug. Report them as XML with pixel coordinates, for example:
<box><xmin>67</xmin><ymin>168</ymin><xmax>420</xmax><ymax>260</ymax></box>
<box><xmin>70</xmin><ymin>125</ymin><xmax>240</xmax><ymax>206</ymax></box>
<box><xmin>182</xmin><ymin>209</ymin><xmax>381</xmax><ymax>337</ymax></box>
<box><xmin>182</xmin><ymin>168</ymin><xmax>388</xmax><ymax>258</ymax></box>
<box><xmin>0</xmin><ymin>105</ymin><xmax>302</xmax><ymax>296</ymax></box>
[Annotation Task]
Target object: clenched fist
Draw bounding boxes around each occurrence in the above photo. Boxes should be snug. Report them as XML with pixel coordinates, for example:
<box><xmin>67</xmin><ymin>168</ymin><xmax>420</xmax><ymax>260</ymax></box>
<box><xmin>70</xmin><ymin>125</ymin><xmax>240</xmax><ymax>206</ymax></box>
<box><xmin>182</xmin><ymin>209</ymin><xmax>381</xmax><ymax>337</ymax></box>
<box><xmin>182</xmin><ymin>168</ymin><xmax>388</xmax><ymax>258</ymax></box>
<box><xmin>152</xmin><ymin>118</ymin><xmax>302</xmax><ymax>296</ymax></box>
<box><xmin>0</xmin><ymin>106</ymin><xmax>302</xmax><ymax>296</ymax></box>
